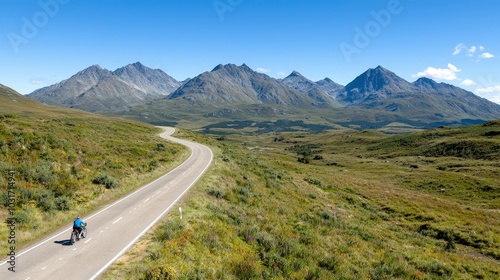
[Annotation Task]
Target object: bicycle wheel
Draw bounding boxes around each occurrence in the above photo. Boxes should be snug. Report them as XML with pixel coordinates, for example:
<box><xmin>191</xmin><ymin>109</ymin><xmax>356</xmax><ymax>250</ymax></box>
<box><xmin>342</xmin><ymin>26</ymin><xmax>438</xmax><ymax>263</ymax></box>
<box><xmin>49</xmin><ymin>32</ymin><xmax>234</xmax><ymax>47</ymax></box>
<box><xmin>70</xmin><ymin>232</ymin><xmax>76</xmax><ymax>245</ymax></box>
<box><xmin>81</xmin><ymin>228</ymin><xmax>87</xmax><ymax>238</ymax></box>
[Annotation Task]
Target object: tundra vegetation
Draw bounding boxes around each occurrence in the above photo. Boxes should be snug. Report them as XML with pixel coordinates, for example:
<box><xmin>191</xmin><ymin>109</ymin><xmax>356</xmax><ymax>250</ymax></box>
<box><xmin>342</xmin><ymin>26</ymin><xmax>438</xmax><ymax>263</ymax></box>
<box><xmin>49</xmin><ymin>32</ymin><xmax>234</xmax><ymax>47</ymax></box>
<box><xmin>0</xmin><ymin>103</ymin><xmax>187</xmax><ymax>254</ymax></box>
<box><xmin>105</xmin><ymin>121</ymin><xmax>500</xmax><ymax>279</ymax></box>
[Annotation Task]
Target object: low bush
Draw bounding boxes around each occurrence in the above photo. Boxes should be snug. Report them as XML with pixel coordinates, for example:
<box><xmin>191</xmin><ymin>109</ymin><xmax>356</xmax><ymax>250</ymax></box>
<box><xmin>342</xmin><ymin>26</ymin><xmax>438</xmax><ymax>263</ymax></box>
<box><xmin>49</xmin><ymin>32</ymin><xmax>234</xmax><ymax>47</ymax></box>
<box><xmin>92</xmin><ymin>173</ymin><xmax>119</xmax><ymax>189</ymax></box>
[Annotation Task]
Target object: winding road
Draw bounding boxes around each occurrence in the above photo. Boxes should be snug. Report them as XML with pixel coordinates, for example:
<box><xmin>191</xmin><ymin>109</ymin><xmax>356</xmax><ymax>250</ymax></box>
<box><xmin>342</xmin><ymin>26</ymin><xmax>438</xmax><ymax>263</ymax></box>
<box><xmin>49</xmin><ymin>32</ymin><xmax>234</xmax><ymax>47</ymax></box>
<box><xmin>0</xmin><ymin>127</ymin><xmax>213</xmax><ymax>279</ymax></box>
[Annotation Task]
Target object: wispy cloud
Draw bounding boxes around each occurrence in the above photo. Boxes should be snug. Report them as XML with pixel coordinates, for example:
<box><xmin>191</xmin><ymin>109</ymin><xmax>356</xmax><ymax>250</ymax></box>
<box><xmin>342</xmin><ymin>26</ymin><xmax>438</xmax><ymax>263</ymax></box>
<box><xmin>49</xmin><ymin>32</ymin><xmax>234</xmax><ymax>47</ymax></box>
<box><xmin>476</xmin><ymin>85</ymin><xmax>500</xmax><ymax>93</ymax></box>
<box><xmin>453</xmin><ymin>43</ymin><xmax>495</xmax><ymax>60</ymax></box>
<box><xmin>256</xmin><ymin>68</ymin><xmax>271</xmax><ymax>73</ymax></box>
<box><xmin>475</xmin><ymin>85</ymin><xmax>500</xmax><ymax>104</ymax></box>
<box><xmin>30</xmin><ymin>77</ymin><xmax>51</xmax><ymax>85</ymax></box>
<box><xmin>453</xmin><ymin>43</ymin><xmax>466</xmax><ymax>55</ymax></box>
<box><xmin>460</xmin><ymin>79</ymin><xmax>476</xmax><ymax>86</ymax></box>
<box><xmin>467</xmin><ymin>46</ymin><xmax>477</xmax><ymax>57</ymax></box>
<box><xmin>276</xmin><ymin>71</ymin><xmax>286</xmax><ymax>77</ymax></box>
<box><xmin>413</xmin><ymin>63</ymin><xmax>461</xmax><ymax>81</ymax></box>
<box><xmin>479</xmin><ymin>52</ymin><xmax>495</xmax><ymax>59</ymax></box>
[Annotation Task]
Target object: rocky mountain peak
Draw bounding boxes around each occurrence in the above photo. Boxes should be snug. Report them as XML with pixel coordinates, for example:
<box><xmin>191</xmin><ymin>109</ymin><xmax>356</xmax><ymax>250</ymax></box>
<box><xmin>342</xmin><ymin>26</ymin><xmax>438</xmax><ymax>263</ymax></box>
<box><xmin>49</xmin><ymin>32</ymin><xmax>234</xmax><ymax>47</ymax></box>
<box><xmin>74</xmin><ymin>64</ymin><xmax>112</xmax><ymax>80</ymax></box>
<box><xmin>287</xmin><ymin>71</ymin><xmax>304</xmax><ymax>78</ymax></box>
<box><xmin>344</xmin><ymin>65</ymin><xmax>413</xmax><ymax>95</ymax></box>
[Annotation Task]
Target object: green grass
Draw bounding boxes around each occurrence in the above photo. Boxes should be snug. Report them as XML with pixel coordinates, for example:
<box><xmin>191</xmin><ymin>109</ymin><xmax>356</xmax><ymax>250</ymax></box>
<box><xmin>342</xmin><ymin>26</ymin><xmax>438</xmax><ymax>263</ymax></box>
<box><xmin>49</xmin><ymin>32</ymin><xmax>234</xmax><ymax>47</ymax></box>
<box><xmin>117</xmin><ymin>96</ymin><xmax>475</xmax><ymax>133</ymax></box>
<box><xmin>104</xmin><ymin>121</ymin><xmax>500</xmax><ymax>279</ymax></box>
<box><xmin>0</xmin><ymin>88</ymin><xmax>189</xmax><ymax>255</ymax></box>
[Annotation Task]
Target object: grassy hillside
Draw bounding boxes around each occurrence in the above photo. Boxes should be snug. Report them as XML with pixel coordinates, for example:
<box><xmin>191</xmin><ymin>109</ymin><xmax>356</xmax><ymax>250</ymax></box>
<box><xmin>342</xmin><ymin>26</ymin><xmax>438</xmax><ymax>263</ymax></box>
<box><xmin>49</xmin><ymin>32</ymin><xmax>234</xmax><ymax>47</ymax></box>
<box><xmin>0</xmin><ymin>85</ymin><xmax>188</xmax><ymax>255</ymax></box>
<box><xmin>117</xmin><ymin>98</ymin><xmax>430</xmax><ymax>134</ymax></box>
<box><xmin>104</xmin><ymin>123</ymin><xmax>499</xmax><ymax>279</ymax></box>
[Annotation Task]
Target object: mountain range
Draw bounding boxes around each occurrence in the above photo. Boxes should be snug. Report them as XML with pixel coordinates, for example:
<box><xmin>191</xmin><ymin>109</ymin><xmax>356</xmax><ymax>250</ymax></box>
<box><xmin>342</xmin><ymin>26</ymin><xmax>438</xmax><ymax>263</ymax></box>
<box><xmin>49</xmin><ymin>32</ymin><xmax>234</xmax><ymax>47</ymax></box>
<box><xmin>28</xmin><ymin>62</ymin><xmax>180</xmax><ymax>112</ymax></box>
<box><xmin>25</xmin><ymin>62</ymin><xmax>500</xmax><ymax>132</ymax></box>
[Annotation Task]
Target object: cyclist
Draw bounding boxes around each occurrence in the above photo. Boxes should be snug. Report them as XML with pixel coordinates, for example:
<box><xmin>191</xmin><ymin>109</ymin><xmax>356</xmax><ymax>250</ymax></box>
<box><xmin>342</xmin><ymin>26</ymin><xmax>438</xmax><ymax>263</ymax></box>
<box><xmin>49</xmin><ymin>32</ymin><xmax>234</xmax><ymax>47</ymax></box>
<box><xmin>73</xmin><ymin>215</ymin><xmax>86</xmax><ymax>239</ymax></box>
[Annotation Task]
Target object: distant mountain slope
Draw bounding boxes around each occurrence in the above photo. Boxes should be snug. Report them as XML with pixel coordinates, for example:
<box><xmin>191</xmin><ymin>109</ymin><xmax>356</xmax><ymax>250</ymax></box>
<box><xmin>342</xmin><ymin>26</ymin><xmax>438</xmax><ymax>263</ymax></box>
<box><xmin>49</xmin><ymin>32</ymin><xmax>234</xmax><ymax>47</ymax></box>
<box><xmin>28</xmin><ymin>65</ymin><xmax>112</xmax><ymax>105</ymax></box>
<box><xmin>333</xmin><ymin>66</ymin><xmax>500</xmax><ymax>122</ymax></box>
<box><xmin>315</xmin><ymin>77</ymin><xmax>344</xmax><ymax>97</ymax></box>
<box><xmin>113</xmin><ymin>62</ymin><xmax>181</xmax><ymax>95</ymax></box>
<box><xmin>338</xmin><ymin>66</ymin><xmax>415</xmax><ymax>104</ymax></box>
<box><xmin>168</xmin><ymin>64</ymin><xmax>331</xmax><ymax>107</ymax></box>
<box><xmin>28</xmin><ymin>62</ymin><xmax>180</xmax><ymax>112</ymax></box>
<box><xmin>280</xmin><ymin>71</ymin><xmax>339</xmax><ymax>107</ymax></box>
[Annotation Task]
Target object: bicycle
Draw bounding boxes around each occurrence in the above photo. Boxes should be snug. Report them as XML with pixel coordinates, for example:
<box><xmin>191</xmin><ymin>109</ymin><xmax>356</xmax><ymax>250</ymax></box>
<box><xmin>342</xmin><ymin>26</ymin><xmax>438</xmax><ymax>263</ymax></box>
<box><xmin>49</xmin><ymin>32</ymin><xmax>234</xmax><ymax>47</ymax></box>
<box><xmin>70</xmin><ymin>223</ymin><xmax>87</xmax><ymax>245</ymax></box>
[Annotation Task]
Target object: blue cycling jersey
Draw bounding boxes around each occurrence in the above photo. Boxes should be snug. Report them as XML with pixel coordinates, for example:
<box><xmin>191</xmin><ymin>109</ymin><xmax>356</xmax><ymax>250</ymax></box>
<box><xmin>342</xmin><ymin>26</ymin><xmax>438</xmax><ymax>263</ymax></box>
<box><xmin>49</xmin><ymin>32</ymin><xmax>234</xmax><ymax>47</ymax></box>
<box><xmin>73</xmin><ymin>218</ymin><xmax>85</xmax><ymax>228</ymax></box>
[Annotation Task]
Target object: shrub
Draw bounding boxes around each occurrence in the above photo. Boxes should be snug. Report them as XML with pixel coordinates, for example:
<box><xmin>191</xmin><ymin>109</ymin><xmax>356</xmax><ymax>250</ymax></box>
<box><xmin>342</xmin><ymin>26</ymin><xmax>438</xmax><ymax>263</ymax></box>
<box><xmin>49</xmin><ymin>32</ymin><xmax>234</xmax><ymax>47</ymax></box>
<box><xmin>38</xmin><ymin>196</ymin><xmax>55</xmax><ymax>212</ymax></box>
<box><xmin>232</xmin><ymin>254</ymin><xmax>261</xmax><ymax>279</ymax></box>
<box><xmin>144</xmin><ymin>264</ymin><xmax>176</xmax><ymax>280</ymax></box>
<box><xmin>207</xmin><ymin>187</ymin><xmax>224</xmax><ymax>199</ymax></box>
<box><xmin>149</xmin><ymin>160</ymin><xmax>159</xmax><ymax>171</ymax></box>
<box><xmin>92</xmin><ymin>173</ymin><xmax>119</xmax><ymax>189</ymax></box>
<box><xmin>419</xmin><ymin>262</ymin><xmax>453</xmax><ymax>278</ymax></box>
<box><xmin>11</xmin><ymin>209</ymin><xmax>31</xmax><ymax>228</ymax></box>
<box><xmin>318</xmin><ymin>256</ymin><xmax>339</xmax><ymax>272</ymax></box>
<box><xmin>37</xmin><ymin>190</ymin><xmax>55</xmax><ymax>212</ymax></box>
<box><xmin>305</xmin><ymin>267</ymin><xmax>321</xmax><ymax>280</ymax></box>
<box><xmin>239</xmin><ymin>224</ymin><xmax>258</xmax><ymax>243</ymax></box>
<box><xmin>55</xmin><ymin>196</ymin><xmax>72</xmax><ymax>211</ymax></box>
<box><xmin>319</xmin><ymin>211</ymin><xmax>332</xmax><ymax>220</ymax></box>
<box><xmin>306</xmin><ymin>177</ymin><xmax>322</xmax><ymax>187</ymax></box>
<box><xmin>156</xmin><ymin>143</ymin><xmax>166</xmax><ymax>151</ymax></box>
<box><xmin>34</xmin><ymin>160</ymin><xmax>58</xmax><ymax>187</ymax></box>
<box><xmin>256</xmin><ymin>231</ymin><xmax>276</xmax><ymax>253</ymax></box>
<box><xmin>16</xmin><ymin>187</ymin><xmax>36</xmax><ymax>206</ymax></box>
<box><xmin>157</xmin><ymin>220</ymin><xmax>184</xmax><ymax>241</ymax></box>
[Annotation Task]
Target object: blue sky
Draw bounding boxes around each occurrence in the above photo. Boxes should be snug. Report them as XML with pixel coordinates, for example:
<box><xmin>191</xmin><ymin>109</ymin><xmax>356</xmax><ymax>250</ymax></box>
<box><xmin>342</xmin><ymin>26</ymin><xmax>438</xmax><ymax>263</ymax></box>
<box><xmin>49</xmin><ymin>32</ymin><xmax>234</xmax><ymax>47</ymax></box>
<box><xmin>1</xmin><ymin>0</ymin><xmax>499</xmax><ymax>103</ymax></box>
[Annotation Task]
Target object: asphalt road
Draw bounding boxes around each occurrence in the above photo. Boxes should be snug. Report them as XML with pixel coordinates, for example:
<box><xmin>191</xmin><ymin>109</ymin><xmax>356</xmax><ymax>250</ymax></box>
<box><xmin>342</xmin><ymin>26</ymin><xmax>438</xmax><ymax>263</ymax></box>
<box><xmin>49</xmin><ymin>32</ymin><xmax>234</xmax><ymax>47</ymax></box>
<box><xmin>0</xmin><ymin>127</ymin><xmax>213</xmax><ymax>279</ymax></box>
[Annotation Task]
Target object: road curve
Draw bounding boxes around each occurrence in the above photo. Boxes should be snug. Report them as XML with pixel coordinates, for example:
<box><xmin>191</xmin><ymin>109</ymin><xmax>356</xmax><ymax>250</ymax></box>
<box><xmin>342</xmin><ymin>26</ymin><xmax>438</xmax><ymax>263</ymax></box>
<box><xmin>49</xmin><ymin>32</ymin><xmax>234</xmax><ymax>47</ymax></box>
<box><xmin>0</xmin><ymin>127</ymin><xmax>213</xmax><ymax>279</ymax></box>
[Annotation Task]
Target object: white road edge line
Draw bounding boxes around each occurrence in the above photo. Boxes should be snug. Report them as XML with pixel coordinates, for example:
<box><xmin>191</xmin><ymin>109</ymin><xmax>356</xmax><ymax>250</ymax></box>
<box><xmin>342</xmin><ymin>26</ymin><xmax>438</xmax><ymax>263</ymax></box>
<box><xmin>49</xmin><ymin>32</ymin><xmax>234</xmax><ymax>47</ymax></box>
<box><xmin>90</xmin><ymin>141</ymin><xmax>213</xmax><ymax>280</ymax></box>
<box><xmin>0</xmin><ymin>128</ymin><xmax>194</xmax><ymax>267</ymax></box>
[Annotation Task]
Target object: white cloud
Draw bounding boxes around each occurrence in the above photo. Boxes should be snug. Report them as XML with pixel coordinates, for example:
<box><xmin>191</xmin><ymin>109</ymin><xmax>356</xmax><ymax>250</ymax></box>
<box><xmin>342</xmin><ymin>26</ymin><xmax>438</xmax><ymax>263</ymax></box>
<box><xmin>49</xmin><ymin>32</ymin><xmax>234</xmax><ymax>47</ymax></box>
<box><xmin>453</xmin><ymin>43</ymin><xmax>466</xmax><ymax>55</ymax></box>
<box><xmin>276</xmin><ymin>71</ymin><xmax>286</xmax><ymax>77</ymax></box>
<box><xmin>452</xmin><ymin>43</ymin><xmax>495</xmax><ymax>60</ymax></box>
<box><xmin>467</xmin><ymin>46</ymin><xmax>477</xmax><ymax>56</ymax></box>
<box><xmin>479</xmin><ymin>52</ymin><xmax>495</xmax><ymax>59</ymax></box>
<box><xmin>30</xmin><ymin>77</ymin><xmax>51</xmax><ymax>85</ymax></box>
<box><xmin>475</xmin><ymin>85</ymin><xmax>500</xmax><ymax>104</ymax></box>
<box><xmin>256</xmin><ymin>68</ymin><xmax>271</xmax><ymax>73</ymax></box>
<box><xmin>460</xmin><ymin>79</ymin><xmax>476</xmax><ymax>86</ymax></box>
<box><xmin>413</xmin><ymin>63</ymin><xmax>461</xmax><ymax>81</ymax></box>
<box><xmin>491</xmin><ymin>96</ymin><xmax>500</xmax><ymax>104</ymax></box>
<box><xmin>476</xmin><ymin>85</ymin><xmax>500</xmax><ymax>93</ymax></box>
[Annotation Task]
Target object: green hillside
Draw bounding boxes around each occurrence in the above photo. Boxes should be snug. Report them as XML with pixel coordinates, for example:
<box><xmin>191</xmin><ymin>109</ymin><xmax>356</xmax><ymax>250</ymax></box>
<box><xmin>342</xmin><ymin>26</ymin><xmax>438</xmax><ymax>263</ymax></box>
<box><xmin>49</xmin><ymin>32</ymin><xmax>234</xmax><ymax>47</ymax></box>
<box><xmin>105</xmin><ymin>123</ymin><xmax>499</xmax><ymax>279</ymax></box>
<box><xmin>0</xmin><ymin>85</ymin><xmax>188</xmax><ymax>254</ymax></box>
